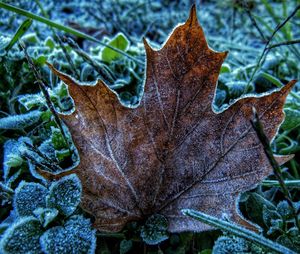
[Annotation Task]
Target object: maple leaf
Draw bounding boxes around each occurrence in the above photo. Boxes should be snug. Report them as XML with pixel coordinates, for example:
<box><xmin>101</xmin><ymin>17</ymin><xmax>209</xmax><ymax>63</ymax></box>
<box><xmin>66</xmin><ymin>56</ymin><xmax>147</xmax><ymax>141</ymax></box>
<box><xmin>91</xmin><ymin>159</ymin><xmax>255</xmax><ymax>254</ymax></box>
<box><xmin>46</xmin><ymin>6</ymin><xmax>296</xmax><ymax>233</ymax></box>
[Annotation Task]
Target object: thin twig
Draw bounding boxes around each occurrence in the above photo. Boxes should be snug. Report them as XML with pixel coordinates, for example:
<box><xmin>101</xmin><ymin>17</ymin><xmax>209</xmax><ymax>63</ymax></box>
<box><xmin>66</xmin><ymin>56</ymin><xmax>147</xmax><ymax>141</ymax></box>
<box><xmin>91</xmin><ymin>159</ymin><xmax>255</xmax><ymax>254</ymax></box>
<box><xmin>251</xmin><ymin>107</ymin><xmax>300</xmax><ymax>231</ymax></box>
<box><xmin>19</xmin><ymin>41</ymin><xmax>72</xmax><ymax>155</ymax></box>
<box><xmin>62</xmin><ymin>36</ymin><xmax>116</xmax><ymax>84</ymax></box>
<box><xmin>54</xmin><ymin>34</ymin><xmax>81</xmax><ymax>79</ymax></box>
<box><xmin>266</xmin><ymin>39</ymin><xmax>300</xmax><ymax>50</ymax></box>
<box><xmin>245</xmin><ymin>9</ymin><xmax>267</xmax><ymax>42</ymax></box>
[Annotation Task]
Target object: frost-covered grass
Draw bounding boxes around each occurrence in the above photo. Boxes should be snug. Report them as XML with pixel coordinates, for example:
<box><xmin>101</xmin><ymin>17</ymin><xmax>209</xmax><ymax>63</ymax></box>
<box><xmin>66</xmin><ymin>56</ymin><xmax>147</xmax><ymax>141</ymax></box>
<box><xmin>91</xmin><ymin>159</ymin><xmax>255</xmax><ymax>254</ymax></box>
<box><xmin>0</xmin><ymin>0</ymin><xmax>300</xmax><ymax>253</ymax></box>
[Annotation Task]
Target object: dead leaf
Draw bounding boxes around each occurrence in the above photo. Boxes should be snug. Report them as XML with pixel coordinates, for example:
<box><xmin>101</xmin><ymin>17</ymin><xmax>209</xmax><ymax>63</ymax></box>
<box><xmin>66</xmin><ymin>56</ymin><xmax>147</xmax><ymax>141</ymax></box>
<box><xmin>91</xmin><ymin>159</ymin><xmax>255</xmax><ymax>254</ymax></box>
<box><xmin>47</xmin><ymin>5</ymin><xmax>296</xmax><ymax>233</ymax></box>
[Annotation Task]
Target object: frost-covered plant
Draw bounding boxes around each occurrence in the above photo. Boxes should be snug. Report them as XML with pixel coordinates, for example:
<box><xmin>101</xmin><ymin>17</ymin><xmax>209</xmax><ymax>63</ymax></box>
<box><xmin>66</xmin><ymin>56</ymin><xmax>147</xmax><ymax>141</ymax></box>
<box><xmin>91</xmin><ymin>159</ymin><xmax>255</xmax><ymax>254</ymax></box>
<box><xmin>140</xmin><ymin>214</ymin><xmax>169</xmax><ymax>245</ymax></box>
<box><xmin>14</xmin><ymin>181</ymin><xmax>48</xmax><ymax>217</ymax></box>
<box><xmin>40</xmin><ymin>215</ymin><xmax>96</xmax><ymax>254</ymax></box>
<box><xmin>0</xmin><ymin>174</ymin><xmax>96</xmax><ymax>254</ymax></box>
<box><xmin>46</xmin><ymin>174</ymin><xmax>82</xmax><ymax>216</ymax></box>
<box><xmin>212</xmin><ymin>235</ymin><xmax>265</xmax><ymax>254</ymax></box>
<box><xmin>241</xmin><ymin>192</ymin><xmax>300</xmax><ymax>252</ymax></box>
<box><xmin>0</xmin><ymin>217</ymin><xmax>44</xmax><ymax>254</ymax></box>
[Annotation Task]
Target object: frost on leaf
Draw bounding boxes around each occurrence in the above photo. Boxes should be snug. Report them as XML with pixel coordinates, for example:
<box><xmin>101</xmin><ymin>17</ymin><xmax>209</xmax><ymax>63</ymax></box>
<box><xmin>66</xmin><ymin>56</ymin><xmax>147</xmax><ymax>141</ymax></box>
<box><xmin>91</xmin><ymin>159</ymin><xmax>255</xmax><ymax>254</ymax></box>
<box><xmin>47</xmin><ymin>5</ymin><xmax>295</xmax><ymax>233</ymax></box>
<box><xmin>0</xmin><ymin>217</ymin><xmax>43</xmax><ymax>254</ymax></box>
<box><xmin>140</xmin><ymin>214</ymin><xmax>169</xmax><ymax>245</ymax></box>
<box><xmin>46</xmin><ymin>174</ymin><xmax>82</xmax><ymax>216</ymax></box>
<box><xmin>212</xmin><ymin>235</ymin><xmax>263</xmax><ymax>254</ymax></box>
<box><xmin>3</xmin><ymin>137</ymin><xmax>44</xmax><ymax>183</ymax></box>
<box><xmin>14</xmin><ymin>181</ymin><xmax>48</xmax><ymax>217</ymax></box>
<box><xmin>0</xmin><ymin>110</ymin><xmax>42</xmax><ymax>130</ymax></box>
<box><xmin>3</xmin><ymin>137</ymin><xmax>30</xmax><ymax>183</ymax></box>
<box><xmin>40</xmin><ymin>215</ymin><xmax>96</xmax><ymax>254</ymax></box>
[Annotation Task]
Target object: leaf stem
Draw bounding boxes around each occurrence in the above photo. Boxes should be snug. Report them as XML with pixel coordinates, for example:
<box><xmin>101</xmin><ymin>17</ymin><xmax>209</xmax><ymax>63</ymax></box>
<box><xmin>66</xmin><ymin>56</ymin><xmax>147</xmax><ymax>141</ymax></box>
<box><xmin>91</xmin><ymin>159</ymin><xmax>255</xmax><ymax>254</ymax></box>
<box><xmin>0</xmin><ymin>1</ymin><xmax>144</xmax><ymax>66</ymax></box>
<box><xmin>245</xmin><ymin>9</ymin><xmax>267</xmax><ymax>42</ymax></box>
<box><xmin>182</xmin><ymin>209</ymin><xmax>297</xmax><ymax>254</ymax></box>
<box><xmin>266</xmin><ymin>39</ymin><xmax>300</xmax><ymax>50</ymax></box>
<box><xmin>62</xmin><ymin>36</ymin><xmax>115</xmax><ymax>84</ymax></box>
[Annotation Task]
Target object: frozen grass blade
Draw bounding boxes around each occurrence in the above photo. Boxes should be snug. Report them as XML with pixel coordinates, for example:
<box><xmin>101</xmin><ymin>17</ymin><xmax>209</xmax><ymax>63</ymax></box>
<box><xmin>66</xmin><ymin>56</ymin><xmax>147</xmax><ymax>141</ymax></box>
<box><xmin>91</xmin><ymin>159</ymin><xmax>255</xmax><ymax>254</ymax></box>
<box><xmin>262</xmin><ymin>179</ymin><xmax>300</xmax><ymax>188</ymax></box>
<box><xmin>5</xmin><ymin>18</ymin><xmax>32</xmax><ymax>51</ymax></box>
<box><xmin>0</xmin><ymin>2</ymin><xmax>144</xmax><ymax>66</ymax></box>
<box><xmin>182</xmin><ymin>209</ymin><xmax>297</xmax><ymax>254</ymax></box>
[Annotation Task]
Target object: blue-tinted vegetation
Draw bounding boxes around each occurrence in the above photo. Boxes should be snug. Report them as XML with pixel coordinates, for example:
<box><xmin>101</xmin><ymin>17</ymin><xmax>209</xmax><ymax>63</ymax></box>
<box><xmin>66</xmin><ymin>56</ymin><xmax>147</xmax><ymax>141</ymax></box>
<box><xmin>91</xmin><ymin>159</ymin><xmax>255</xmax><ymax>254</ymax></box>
<box><xmin>0</xmin><ymin>0</ymin><xmax>300</xmax><ymax>253</ymax></box>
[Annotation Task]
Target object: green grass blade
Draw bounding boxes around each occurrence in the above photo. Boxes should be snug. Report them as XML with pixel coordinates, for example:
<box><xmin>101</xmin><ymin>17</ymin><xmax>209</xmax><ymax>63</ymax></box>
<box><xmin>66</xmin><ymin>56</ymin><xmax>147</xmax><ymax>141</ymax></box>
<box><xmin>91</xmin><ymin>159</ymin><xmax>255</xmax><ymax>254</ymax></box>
<box><xmin>260</xmin><ymin>72</ymin><xmax>300</xmax><ymax>100</ymax></box>
<box><xmin>5</xmin><ymin>18</ymin><xmax>32</xmax><ymax>51</ymax></box>
<box><xmin>0</xmin><ymin>2</ymin><xmax>144</xmax><ymax>65</ymax></box>
<box><xmin>260</xmin><ymin>72</ymin><xmax>283</xmax><ymax>88</ymax></box>
<box><xmin>182</xmin><ymin>209</ymin><xmax>297</xmax><ymax>254</ymax></box>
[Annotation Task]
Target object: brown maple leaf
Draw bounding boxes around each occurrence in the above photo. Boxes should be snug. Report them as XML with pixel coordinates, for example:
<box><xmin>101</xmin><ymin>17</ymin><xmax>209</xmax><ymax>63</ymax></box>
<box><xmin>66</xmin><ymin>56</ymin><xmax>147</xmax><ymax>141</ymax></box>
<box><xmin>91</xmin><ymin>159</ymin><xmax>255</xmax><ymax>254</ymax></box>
<box><xmin>46</xmin><ymin>6</ymin><xmax>296</xmax><ymax>233</ymax></box>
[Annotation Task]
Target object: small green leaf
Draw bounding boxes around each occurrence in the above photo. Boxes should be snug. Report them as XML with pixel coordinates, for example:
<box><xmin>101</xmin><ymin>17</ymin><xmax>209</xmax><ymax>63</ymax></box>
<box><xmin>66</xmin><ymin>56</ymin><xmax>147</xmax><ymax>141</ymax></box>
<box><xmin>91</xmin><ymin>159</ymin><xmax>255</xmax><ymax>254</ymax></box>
<box><xmin>3</xmin><ymin>137</ymin><xmax>31</xmax><ymax>182</ymax></box>
<box><xmin>45</xmin><ymin>36</ymin><xmax>55</xmax><ymax>50</ymax></box>
<box><xmin>140</xmin><ymin>214</ymin><xmax>169</xmax><ymax>245</ymax></box>
<box><xmin>46</xmin><ymin>174</ymin><xmax>82</xmax><ymax>216</ymax></box>
<box><xmin>18</xmin><ymin>94</ymin><xmax>45</xmax><ymax>110</ymax></box>
<box><xmin>22</xmin><ymin>33</ymin><xmax>39</xmax><ymax>44</ymax></box>
<box><xmin>5</xmin><ymin>154</ymin><xmax>23</xmax><ymax>168</ymax></box>
<box><xmin>55</xmin><ymin>149</ymin><xmax>70</xmax><ymax>162</ymax></box>
<box><xmin>101</xmin><ymin>33</ymin><xmax>130</xmax><ymax>63</ymax></box>
<box><xmin>226</xmin><ymin>81</ymin><xmax>252</xmax><ymax>99</ymax></box>
<box><xmin>220</xmin><ymin>64</ymin><xmax>231</xmax><ymax>74</ymax></box>
<box><xmin>260</xmin><ymin>72</ymin><xmax>283</xmax><ymax>88</ymax></box>
<box><xmin>38</xmin><ymin>139</ymin><xmax>56</xmax><ymax>161</ymax></box>
<box><xmin>51</xmin><ymin>127</ymin><xmax>67</xmax><ymax>150</ymax></box>
<box><xmin>5</xmin><ymin>18</ymin><xmax>33</xmax><ymax>51</ymax></box>
<box><xmin>281</xmin><ymin>108</ymin><xmax>300</xmax><ymax>131</ymax></box>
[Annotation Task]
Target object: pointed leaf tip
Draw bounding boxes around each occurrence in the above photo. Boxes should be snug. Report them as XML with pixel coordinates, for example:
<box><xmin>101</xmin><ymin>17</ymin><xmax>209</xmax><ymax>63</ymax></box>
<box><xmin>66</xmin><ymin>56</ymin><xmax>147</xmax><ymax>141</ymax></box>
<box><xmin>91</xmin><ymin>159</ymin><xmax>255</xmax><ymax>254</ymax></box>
<box><xmin>281</xmin><ymin>80</ymin><xmax>297</xmax><ymax>94</ymax></box>
<box><xmin>143</xmin><ymin>38</ymin><xmax>154</xmax><ymax>55</ymax></box>
<box><xmin>188</xmin><ymin>4</ymin><xmax>198</xmax><ymax>26</ymax></box>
